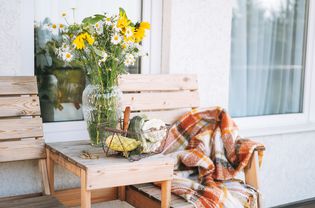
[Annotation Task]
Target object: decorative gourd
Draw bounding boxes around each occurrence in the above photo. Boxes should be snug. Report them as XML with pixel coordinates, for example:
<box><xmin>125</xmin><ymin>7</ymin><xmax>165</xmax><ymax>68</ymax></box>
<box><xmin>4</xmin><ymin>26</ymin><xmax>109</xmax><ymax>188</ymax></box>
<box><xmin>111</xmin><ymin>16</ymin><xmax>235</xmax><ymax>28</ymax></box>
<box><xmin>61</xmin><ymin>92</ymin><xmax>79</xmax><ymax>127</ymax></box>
<box><xmin>128</xmin><ymin>116</ymin><xmax>166</xmax><ymax>153</ymax></box>
<box><xmin>105</xmin><ymin>135</ymin><xmax>141</xmax><ymax>152</ymax></box>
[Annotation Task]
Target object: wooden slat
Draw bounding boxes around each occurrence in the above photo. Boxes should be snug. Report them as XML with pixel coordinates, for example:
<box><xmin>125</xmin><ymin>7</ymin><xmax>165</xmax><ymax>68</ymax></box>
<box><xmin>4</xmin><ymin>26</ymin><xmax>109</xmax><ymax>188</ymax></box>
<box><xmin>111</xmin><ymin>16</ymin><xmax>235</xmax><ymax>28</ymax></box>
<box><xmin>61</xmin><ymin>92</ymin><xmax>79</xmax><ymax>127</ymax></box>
<box><xmin>0</xmin><ymin>195</ymin><xmax>65</xmax><ymax>208</ymax></box>
<box><xmin>47</xmin><ymin>148</ymin><xmax>81</xmax><ymax>177</ymax></box>
<box><xmin>0</xmin><ymin>96</ymin><xmax>40</xmax><ymax>117</ymax></box>
<box><xmin>0</xmin><ymin>188</ymin><xmax>118</xmax><ymax>208</ymax></box>
<box><xmin>131</xmin><ymin>108</ymin><xmax>190</xmax><ymax>125</ymax></box>
<box><xmin>126</xmin><ymin>185</ymin><xmax>194</xmax><ymax>208</ymax></box>
<box><xmin>0</xmin><ymin>117</ymin><xmax>43</xmax><ymax>140</ymax></box>
<box><xmin>54</xmin><ymin>188</ymin><xmax>118</xmax><ymax>207</ymax></box>
<box><xmin>86</xmin><ymin>159</ymin><xmax>173</xmax><ymax>190</ymax></box>
<box><xmin>0</xmin><ymin>76</ymin><xmax>37</xmax><ymax>95</ymax></box>
<box><xmin>0</xmin><ymin>138</ymin><xmax>45</xmax><ymax>162</ymax></box>
<box><xmin>122</xmin><ymin>91</ymin><xmax>199</xmax><ymax>111</ymax></box>
<box><xmin>126</xmin><ymin>186</ymin><xmax>161</xmax><ymax>208</ymax></box>
<box><xmin>119</xmin><ymin>74</ymin><xmax>198</xmax><ymax>92</ymax></box>
<box><xmin>135</xmin><ymin>184</ymin><xmax>193</xmax><ymax>207</ymax></box>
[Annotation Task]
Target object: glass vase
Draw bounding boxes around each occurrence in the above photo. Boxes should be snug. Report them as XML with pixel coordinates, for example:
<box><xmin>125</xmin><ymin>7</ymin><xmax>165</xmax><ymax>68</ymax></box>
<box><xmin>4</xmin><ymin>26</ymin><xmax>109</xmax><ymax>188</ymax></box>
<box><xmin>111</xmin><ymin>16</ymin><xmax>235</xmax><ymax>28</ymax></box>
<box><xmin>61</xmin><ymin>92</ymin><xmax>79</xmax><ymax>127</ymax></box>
<box><xmin>82</xmin><ymin>84</ymin><xmax>122</xmax><ymax>146</ymax></box>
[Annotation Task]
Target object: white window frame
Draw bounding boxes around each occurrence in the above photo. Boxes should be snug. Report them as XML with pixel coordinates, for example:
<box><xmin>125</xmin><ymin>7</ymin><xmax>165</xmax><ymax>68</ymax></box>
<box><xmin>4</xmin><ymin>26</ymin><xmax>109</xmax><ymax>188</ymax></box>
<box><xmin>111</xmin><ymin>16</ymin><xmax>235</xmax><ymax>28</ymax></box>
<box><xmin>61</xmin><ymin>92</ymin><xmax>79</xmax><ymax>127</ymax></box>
<box><xmin>232</xmin><ymin>0</ymin><xmax>315</xmax><ymax>137</ymax></box>
<box><xmin>22</xmin><ymin>0</ymin><xmax>163</xmax><ymax>142</ymax></box>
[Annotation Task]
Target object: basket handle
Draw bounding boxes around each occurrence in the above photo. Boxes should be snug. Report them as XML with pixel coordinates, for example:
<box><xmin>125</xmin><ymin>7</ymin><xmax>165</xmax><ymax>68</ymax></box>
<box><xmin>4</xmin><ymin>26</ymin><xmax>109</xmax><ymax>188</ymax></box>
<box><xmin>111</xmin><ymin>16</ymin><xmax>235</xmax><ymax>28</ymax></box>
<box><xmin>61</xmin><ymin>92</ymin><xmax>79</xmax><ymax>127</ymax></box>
<box><xmin>123</xmin><ymin>106</ymin><xmax>131</xmax><ymax>133</ymax></box>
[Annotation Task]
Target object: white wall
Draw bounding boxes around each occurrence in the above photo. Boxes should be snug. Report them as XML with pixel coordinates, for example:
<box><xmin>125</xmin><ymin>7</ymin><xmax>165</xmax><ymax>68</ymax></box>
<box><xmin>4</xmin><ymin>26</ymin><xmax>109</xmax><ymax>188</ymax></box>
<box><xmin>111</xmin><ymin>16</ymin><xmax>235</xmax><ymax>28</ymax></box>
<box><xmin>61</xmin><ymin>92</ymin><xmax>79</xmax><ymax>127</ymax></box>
<box><xmin>0</xmin><ymin>0</ymin><xmax>80</xmax><ymax>197</ymax></box>
<box><xmin>166</xmin><ymin>0</ymin><xmax>315</xmax><ymax>207</ymax></box>
<box><xmin>165</xmin><ymin>0</ymin><xmax>231</xmax><ymax>109</ymax></box>
<box><xmin>1</xmin><ymin>0</ymin><xmax>315</xmax><ymax>207</ymax></box>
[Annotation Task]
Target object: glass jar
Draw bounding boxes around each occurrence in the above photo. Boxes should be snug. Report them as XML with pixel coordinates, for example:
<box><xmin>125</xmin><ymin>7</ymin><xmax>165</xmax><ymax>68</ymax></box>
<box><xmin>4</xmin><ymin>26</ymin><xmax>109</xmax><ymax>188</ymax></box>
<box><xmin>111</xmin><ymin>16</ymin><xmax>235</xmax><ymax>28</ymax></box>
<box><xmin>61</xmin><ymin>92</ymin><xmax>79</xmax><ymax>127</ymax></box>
<box><xmin>82</xmin><ymin>84</ymin><xmax>122</xmax><ymax>146</ymax></box>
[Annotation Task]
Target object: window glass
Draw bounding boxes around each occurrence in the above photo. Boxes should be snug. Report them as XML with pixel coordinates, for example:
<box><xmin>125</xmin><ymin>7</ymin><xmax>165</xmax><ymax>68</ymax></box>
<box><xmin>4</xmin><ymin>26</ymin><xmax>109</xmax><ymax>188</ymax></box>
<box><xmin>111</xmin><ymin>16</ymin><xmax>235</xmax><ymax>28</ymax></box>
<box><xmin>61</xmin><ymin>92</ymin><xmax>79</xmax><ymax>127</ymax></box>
<box><xmin>34</xmin><ymin>0</ymin><xmax>142</xmax><ymax>122</ymax></box>
<box><xmin>229</xmin><ymin>0</ymin><xmax>308</xmax><ymax>117</ymax></box>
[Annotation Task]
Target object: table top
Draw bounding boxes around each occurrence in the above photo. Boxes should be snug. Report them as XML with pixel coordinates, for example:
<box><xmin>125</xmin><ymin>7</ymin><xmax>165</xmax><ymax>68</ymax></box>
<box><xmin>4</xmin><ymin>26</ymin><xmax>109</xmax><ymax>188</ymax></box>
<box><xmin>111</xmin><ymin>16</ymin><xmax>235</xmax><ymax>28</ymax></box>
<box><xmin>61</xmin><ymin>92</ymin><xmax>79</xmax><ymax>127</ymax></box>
<box><xmin>47</xmin><ymin>140</ymin><xmax>175</xmax><ymax>189</ymax></box>
<box><xmin>46</xmin><ymin>140</ymin><xmax>175</xmax><ymax>171</ymax></box>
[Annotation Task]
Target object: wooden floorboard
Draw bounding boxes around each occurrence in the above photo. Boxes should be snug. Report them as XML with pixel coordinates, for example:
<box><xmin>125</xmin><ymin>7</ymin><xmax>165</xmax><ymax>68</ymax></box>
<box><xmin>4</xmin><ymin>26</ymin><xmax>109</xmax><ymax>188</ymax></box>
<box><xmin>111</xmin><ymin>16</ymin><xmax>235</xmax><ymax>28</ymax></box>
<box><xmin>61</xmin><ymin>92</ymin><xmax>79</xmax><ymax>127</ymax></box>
<box><xmin>72</xmin><ymin>200</ymin><xmax>134</xmax><ymax>208</ymax></box>
<box><xmin>272</xmin><ymin>197</ymin><xmax>315</xmax><ymax>208</ymax></box>
<box><xmin>0</xmin><ymin>195</ymin><xmax>65</xmax><ymax>208</ymax></box>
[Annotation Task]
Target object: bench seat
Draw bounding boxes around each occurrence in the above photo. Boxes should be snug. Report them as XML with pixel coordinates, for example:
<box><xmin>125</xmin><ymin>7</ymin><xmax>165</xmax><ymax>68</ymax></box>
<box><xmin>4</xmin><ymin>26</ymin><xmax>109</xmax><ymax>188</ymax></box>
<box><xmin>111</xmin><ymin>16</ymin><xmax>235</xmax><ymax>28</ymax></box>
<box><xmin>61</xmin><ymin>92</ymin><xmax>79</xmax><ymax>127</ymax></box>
<box><xmin>0</xmin><ymin>195</ymin><xmax>65</xmax><ymax>208</ymax></box>
<box><xmin>127</xmin><ymin>184</ymin><xmax>193</xmax><ymax>208</ymax></box>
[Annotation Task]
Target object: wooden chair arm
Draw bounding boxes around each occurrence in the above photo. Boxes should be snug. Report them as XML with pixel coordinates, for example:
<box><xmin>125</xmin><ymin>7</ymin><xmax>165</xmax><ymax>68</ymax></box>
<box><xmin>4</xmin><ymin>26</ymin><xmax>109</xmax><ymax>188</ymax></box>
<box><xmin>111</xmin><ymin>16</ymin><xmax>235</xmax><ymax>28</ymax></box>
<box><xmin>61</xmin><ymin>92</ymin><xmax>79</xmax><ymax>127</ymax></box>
<box><xmin>244</xmin><ymin>148</ymin><xmax>265</xmax><ymax>208</ymax></box>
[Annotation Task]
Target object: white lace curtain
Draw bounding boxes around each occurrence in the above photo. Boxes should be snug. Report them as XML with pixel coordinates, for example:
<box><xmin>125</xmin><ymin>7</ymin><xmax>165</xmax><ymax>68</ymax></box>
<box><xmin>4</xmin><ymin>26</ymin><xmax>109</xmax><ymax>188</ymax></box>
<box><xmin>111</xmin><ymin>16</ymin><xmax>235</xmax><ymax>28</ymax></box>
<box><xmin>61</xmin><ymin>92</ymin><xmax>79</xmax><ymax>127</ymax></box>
<box><xmin>229</xmin><ymin>0</ymin><xmax>308</xmax><ymax>117</ymax></box>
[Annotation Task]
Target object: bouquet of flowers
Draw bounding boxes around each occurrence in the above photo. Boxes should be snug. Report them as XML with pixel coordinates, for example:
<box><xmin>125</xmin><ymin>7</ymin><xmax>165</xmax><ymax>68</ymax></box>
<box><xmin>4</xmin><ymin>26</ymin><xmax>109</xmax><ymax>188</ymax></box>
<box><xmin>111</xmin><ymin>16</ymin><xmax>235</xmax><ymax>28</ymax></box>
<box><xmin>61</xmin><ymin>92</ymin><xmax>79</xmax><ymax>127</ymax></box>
<box><xmin>54</xmin><ymin>8</ymin><xmax>150</xmax><ymax>86</ymax></box>
<box><xmin>51</xmin><ymin>8</ymin><xmax>150</xmax><ymax>145</ymax></box>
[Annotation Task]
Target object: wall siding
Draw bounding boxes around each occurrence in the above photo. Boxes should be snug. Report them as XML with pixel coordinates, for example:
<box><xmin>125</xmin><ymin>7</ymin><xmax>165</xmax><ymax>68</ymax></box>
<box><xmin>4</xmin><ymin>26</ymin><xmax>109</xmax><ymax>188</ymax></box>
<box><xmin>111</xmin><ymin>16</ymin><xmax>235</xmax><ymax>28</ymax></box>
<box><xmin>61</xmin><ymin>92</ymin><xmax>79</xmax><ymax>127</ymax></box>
<box><xmin>0</xmin><ymin>0</ymin><xmax>22</xmax><ymax>75</ymax></box>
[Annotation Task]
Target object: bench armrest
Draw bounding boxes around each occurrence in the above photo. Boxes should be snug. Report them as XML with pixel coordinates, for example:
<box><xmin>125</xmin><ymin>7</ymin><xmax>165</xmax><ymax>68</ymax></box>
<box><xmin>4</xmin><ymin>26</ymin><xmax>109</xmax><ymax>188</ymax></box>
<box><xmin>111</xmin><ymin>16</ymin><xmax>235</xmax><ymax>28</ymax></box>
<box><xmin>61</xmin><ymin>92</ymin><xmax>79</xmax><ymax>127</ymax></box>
<box><xmin>244</xmin><ymin>148</ymin><xmax>265</xmax><ymax>207</ymax></box>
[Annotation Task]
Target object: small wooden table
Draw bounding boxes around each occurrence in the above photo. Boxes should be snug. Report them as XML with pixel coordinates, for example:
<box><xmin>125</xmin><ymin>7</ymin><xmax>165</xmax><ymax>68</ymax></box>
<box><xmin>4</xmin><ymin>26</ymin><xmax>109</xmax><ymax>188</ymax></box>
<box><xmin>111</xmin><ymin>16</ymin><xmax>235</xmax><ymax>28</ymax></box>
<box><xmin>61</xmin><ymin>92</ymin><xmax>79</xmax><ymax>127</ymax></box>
<box><xmin>46</xmin><ymin>140</ymin><xmax>174</xmax><ymax>208</ymax></box>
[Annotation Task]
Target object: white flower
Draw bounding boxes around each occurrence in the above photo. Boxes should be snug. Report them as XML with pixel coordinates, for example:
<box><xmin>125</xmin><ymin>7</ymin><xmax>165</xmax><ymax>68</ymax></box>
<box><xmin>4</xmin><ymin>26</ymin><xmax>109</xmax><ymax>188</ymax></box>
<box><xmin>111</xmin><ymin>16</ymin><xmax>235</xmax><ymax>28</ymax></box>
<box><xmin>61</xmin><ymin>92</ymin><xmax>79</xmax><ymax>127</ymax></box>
<box><xmin>49</xmin><ymin>23</ymin><xmax>59</xmax><ymax>35</ymax></box>
<box><xmin>112</xmin><ymin>24</ymin><xmax>121</xmax><ymax>32</ymax></box>
<box><xmin>62</xmin><ymin>52</ymin><xmax>73</xmax><ymax>62</ymax></box>
<box><xmin>124</xmin><ymin>59</ymin><xmax>131</xmax><ymax>67</ymax></box>
<box><xmin>59</xmin><ymin>24</ymin><xmax>66</xmax><ymax>32</ymax></box>
<box><xmin>98</xmin><ymin>51</ymin><xmax>108</xmax><ymax>66</ymax></box>
<box><xmin>61</xmin><ymin>43</ymin><xmax>70</xmax><ymax>51</ymax></box>
<box><xmin>101</xmin><ymin>51</ymin><xmax>108</xmax><ymax>59</ymax></box>
<box><xmin>94</xmin><ymin>21</ymin><xmax>103</xmax><ymax>34</ymax></box>
<box><xmin>126</xmin><ymin>53</ymin><xmax>135</xmax><ymax>61</ymax></box>
<box><xmin>111</xmin><ymin>33</ymin><xmax>121</xmax><ymax>45</ymax></box>
<box><xmin>125</xmin><ymin>27</ymin><xmax>133</xmax><ymax>38</ymax></box>
<box><xmin>124</xmin><ymin>53</ymin><xmax>136</xmax><ymax>66</ymax></box>
<box><xmin>121</xmin><ymin>42</ymin><xmax>130</xmax><ymax>52</ymax></box>
<box><xmin>104</xmin><ymin>17</ymin><xmax>112</xmax><ymax>26</ymax></box>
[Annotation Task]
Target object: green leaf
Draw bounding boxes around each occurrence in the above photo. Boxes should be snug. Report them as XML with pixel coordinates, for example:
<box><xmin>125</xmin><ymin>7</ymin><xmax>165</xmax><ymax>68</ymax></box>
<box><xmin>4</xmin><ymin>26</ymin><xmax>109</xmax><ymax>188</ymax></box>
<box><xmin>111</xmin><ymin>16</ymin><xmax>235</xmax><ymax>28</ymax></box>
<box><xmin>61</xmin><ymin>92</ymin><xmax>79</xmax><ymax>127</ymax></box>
<box><xmin>94</xmin><ymin>14</ymin><xmax>105</xmax><ymax>18</ymax></box>
<box><xmin>93</xmin><ymin>47</ymin><xmax>104</xmax><ymax>57</ymax></box>
<box><xmin>119</xmin><ymin>8</ymin><xmax>126</xmax><ymax>17</ymax></box>
<box><xmin>82</xmin><ymin>16</ymin><xmax>93</xmax><ymax>24</ymax></box>
<box><xmin>90</xmin><ymin>15</ymin><xmax>104</xmax><ymax>24</ymax></box>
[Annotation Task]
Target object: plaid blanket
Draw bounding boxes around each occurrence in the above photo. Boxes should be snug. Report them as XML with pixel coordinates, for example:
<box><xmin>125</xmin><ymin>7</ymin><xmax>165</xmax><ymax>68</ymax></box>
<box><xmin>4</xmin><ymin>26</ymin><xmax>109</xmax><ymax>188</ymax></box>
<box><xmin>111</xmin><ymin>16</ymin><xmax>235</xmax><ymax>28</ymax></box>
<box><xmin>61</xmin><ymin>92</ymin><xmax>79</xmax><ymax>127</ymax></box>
<box><xmin>159</xmin><ymin>107</ymin><xmax>264</xmax><ymax>208</ymax></box>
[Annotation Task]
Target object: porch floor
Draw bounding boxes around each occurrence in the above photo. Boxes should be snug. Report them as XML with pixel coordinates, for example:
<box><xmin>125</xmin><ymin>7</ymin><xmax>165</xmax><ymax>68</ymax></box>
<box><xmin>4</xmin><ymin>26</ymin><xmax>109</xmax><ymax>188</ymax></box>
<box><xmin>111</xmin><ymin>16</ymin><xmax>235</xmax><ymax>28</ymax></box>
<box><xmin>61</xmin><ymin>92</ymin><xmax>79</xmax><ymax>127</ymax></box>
<box><xmin>72</xmin><ymin>200</ymin><xmax>134</xmax><ymax>208</ymax></box>
<box><xmin>273</xmin><ymin>198</ymin><xmax>315</xmax><ymax>208</ymax></box>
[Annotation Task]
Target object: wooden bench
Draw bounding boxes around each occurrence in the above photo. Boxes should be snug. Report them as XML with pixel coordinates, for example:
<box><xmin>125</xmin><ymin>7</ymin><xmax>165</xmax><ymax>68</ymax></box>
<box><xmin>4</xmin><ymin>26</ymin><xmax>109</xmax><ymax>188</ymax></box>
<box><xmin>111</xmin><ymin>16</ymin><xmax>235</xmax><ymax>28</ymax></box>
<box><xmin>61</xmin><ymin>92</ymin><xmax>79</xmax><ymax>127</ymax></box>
<box><xmin>0</xmin><ymin>77</ymin><xmax>65</xmax><ymax>208</ymax></box>
<box><xmin>117</xmin><ymin>74</ymin><xmax>264</xmax><ymax>208</ymax></box>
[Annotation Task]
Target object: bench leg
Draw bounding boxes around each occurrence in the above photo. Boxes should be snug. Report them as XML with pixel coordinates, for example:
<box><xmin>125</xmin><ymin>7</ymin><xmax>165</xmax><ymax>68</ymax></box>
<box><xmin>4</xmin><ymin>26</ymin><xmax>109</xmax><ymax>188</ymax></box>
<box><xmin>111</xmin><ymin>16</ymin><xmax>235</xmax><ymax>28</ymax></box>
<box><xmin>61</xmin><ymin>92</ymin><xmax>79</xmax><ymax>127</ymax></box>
<box><xmin>46</xmin><ymin>149</ymin><xmax>55</xmax><ymax>194</ymax></box>
<box><xmin>118</xmin><ymin>186</ymin><xmax>126</xmax><ymax>201</ymax></box>
<box><xmin>38</xmin><ymin>159</ymin><xmax>51</xmax><ymax>195</ymax></box>
<box><xmin>161</xmin><ymin>180</ymin><xmax>171</xmax><ymax>208</ymax></box>
<box><xmin>81</xmin><ymin>169</ymin><xmax>91</xmax><ymax>208</ymax></box>
<box><xmin>244</xmin><ymin>151</ymin><xmax>263</xmax><ymax>208</ymax></box>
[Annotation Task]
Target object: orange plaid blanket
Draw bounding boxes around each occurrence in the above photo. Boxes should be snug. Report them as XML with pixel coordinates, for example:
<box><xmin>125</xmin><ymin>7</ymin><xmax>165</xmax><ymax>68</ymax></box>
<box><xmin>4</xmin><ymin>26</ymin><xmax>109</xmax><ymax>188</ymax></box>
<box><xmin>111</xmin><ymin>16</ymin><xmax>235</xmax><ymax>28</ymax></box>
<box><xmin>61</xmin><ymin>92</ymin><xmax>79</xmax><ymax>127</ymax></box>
<box><xmin>159</xmin><ymin>107</ymin><xmax>264</xmax><ymax>208</ymax></box>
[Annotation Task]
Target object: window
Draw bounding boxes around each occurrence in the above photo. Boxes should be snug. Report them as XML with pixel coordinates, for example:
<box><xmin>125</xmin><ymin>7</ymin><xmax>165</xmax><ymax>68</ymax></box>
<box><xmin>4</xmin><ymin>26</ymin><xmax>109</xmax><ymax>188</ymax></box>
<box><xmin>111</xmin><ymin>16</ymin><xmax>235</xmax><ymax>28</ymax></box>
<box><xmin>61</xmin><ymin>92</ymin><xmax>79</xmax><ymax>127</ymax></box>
<box><xmin>34</xmin><ymin>0</ymin><xmax>147</xmax><ymax>122</ymax></box>
<box><xmin>229</xmin><ymin>0</ymin><xmax>309</xmax><ymax>118</ymax></box>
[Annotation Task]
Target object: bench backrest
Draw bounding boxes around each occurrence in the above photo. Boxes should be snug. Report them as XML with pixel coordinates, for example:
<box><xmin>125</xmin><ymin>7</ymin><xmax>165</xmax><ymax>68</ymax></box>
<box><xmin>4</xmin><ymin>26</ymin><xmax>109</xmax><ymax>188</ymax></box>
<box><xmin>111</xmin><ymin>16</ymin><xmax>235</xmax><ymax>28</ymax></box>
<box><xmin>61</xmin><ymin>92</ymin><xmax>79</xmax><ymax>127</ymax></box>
<box><xmin>0</xmin><ymin>76</ymin><xmax>45</xmax><ymax>162</ymax></box>
<box><xmin>119</xmin><ymin>74</ymin><xmax>200</xmax><ymax>124</ymax></box>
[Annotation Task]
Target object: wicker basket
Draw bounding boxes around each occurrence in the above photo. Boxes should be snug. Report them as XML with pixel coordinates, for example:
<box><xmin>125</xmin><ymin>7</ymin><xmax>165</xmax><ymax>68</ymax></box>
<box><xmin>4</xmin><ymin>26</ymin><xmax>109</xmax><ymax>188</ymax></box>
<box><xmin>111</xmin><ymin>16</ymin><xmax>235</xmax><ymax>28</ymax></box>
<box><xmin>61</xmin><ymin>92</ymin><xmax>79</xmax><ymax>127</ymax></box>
<box><xmin>98</xmin><ymin>107</ymin><xmax>170</xmax><ymax>161</ymax></box>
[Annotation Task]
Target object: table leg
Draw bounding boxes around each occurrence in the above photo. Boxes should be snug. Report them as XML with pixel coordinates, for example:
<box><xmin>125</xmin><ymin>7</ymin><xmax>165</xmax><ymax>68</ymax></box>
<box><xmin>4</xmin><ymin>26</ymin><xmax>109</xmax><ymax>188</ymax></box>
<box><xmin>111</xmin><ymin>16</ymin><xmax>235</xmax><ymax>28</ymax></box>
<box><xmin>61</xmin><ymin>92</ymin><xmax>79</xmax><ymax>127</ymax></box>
<box><xmin>161</xmin><ymin>180</ymin><xmax>171</xmax><ymax>208</ymax></box>
<box><xmin>81</xmin><ymin>169</ymin><xmax>91</xmax><ymax>208</ymax></box>
<box><xmin>118</xmin><ymin>186</ymin><xmax>126</xmax><ymax>201</ymax></box>
<box><xmin>46</xmin><ymin>149</ymin><xmax>54</xmax><ymax>194</ymax></box>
